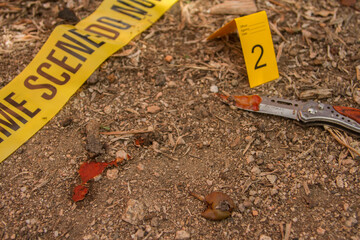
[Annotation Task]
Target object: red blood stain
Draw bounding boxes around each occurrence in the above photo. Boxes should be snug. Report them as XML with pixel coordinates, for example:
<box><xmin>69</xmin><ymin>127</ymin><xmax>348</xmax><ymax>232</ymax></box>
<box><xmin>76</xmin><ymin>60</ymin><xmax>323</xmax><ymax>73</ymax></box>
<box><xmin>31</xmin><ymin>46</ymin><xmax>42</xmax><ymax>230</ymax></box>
<box><xmin>216</xmin><ymin>93</ymin><xmax>262</xmax><ymax>111</ymax></box>
<box><xmin>232</xmin><ymin>95</ymin><xmax>262</xmax><ymax>111</ymax></box>
<box><xmin>72</xmin><ymin>185</ymin><xmax>89</xmax><ymax>202</ymax></box>
<box><xmin>72</xmin><ymin>159</ymin><xmax>124</xmax><ymax>202</ymax></box>
<box><xmin>78</xmin><ymin>161</ymin><xmax>117</xmax><ymax>184</ymax></box>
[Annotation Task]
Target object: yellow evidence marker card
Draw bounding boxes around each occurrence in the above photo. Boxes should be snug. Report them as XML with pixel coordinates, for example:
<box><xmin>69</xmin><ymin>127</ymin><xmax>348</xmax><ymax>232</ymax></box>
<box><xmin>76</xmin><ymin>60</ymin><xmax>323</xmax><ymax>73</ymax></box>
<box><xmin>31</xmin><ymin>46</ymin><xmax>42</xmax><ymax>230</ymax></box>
<box><xmin>207</xmin><ymin>11</ymin><xmax>279</xmax><ymax>88</ymax></box>
<box><xmin>0</xmin><ymin>0</ymin><xmax>178</xmax><ymax>163</ymax></box>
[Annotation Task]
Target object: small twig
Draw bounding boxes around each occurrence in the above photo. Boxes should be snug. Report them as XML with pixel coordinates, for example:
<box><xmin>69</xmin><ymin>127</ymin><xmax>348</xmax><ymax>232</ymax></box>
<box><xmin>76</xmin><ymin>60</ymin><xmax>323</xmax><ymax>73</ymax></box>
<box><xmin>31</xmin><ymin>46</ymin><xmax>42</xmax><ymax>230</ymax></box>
<box><xmin>127</xmin><ymin>182</ymin><xmax>132</xmax><ymax>194</ymax></box>
<box><xmin>10</xmin><ymin>171</ymin><xmax>31</xmax><ymax>180</ymax></box>
<box><xmin>284</xmin><ymin>222</ymin><xmax>292</xmax><ymax>240</ymax></box>
<box><xmin>100</xmin><ymin>127</ymin><xmax>154</xmax><ymax>135</ymax></box>
<box><xmin>325</xmin><ymin>126</ymin><xmax>360</xmax><ymax>157</ymax></box>
<box><xmin>190</xmin><ymin>192</ymin><xmax>205</xmax><ymax>202</ymax></box>
<box><xmin>143</xmin><ymin>230</ymin><xmax>153</xmax><ymax>240</ymax></box>
<box><xmin>279</xmin><ymin>223</ymin><xmax>284</xmax><ymax>240</ymax></box>
<box><xmin>153</xmin><ymin>148</ymin><xmax>179</xmax><ymax>161</ymax></box>
<box><xmin>269</xmin><ymin>21</ymin><xmax>287</xmax><ymax>42</ymax></box>
<box><xmin>182</xmin><ymin>146</ymin><xmax>192</xmax><ymax>156</ymax></box>
<box><xmin>242</xmin><ymin>139</ymin><xmax>255</xmax><ymax>155</ymax></box>
<box><xmin>31</xmin><ymin>178</ymin><xmax>49</xmax><ymax>192</ymax></box>
<box><xmin>276</xmin><ymin>41</ymin><xmax>285</xmax><ymax>62</ymax></box>
<box><xmin>297</xmin><ymin>142</ymin><xmax>315</xmax><ymax>159</ymax></box>
<box><xmin>189</xmin><ymin>154</ymin><xmax>201</xmax><ymax>159</ymax></box>
<box><xmin>172</xmin><ymin>133</ymin><xmax>189</xmax><ymax>153</ymax></box>
<box><xmin>302</xmin><ymin>181</ymin><xmax>310</xmax><ymax>195</ymax></box>
<box><xmin>260</xmin><ymin>169</ymin><xmax>279</xmax><ymax>176</ymax></box>
<box><xmin>214</xmin><ymin>114</ymin><xmax>232</xmax><ymax>123</ymax></box>
<box><xmin>241</xmin><ymin>178</ymin><xmax>257</xmax><ymax>194</ymax></box>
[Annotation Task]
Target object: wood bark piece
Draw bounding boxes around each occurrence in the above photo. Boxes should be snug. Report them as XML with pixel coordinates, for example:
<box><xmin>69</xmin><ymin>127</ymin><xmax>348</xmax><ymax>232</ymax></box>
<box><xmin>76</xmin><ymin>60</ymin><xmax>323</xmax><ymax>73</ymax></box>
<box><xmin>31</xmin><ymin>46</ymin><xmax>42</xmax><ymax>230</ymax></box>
<box><xmin>299</xmin><ymin>89</ymin><xmax>332</xmax><ymax>100</ymax></box>
<box><xmin>209</xmin><ymin>0</ymin><xmax>257</xmax><ymax>15</ymax></box>
<box><xmin>85</xmin><ymin>119</ymin><xmax>104</xmax><ymax>156</ymax></box>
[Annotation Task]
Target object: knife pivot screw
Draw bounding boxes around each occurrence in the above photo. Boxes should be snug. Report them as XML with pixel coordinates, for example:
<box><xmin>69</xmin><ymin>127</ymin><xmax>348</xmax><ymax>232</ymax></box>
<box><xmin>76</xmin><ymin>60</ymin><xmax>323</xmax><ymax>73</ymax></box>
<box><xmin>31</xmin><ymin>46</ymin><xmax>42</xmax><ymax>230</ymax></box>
<box><xmin>308</xmin><ymin>108</ymin><xmax>316</xmax><ymax>115</ymax></box>
<box><xmin>318</xmin><ymin>103</ymin><xmax>325</xmax><ymax>110</ymax></box>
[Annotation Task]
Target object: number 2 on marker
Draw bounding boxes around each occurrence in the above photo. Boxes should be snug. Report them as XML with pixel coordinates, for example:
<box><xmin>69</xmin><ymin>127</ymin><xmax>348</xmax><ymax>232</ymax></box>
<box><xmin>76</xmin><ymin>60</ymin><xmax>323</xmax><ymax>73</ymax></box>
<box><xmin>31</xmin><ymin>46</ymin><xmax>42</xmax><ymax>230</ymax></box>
<box><xmin>252</xmin><ymin>44</ymin><xmax>266</xmax><ymax>70</ymax></box>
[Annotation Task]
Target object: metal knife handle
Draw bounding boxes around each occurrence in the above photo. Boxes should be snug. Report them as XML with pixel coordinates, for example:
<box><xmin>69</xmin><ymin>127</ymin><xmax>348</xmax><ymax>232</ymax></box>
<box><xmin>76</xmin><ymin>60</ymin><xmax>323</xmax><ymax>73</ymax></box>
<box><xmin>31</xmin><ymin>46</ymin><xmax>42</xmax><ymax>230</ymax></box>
<box><xmin>333</xmin><ymin>106</ymin><xmax>360</xmax><ymax>124</ymax></box>
<box><xmin>299</xmin><ymin>101</ymin><xmax>360</xmax><ymax>133</ymax></box>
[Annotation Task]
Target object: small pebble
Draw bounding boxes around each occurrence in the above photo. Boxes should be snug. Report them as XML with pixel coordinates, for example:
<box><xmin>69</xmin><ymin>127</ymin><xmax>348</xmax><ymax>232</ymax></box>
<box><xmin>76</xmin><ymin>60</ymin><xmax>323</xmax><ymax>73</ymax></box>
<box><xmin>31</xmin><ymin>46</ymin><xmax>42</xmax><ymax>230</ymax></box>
<box><xmin>336</xmin><ymin>176</ymin><xmax>344</xmax><ymax>188</ymax></box>
<box><xmin>259</xmin><ymin>235</ymin><xmax>272</xmax><ymax>240</ymax></box>
<box><xmin>231</xmin><ymin>79</ymin><xmax>239</xmax><ymax>87</ymax></box>
<box><xmin>134</xmin><ymin>229</ymin><xmax>145</xmax><ymax>239</ymax></box>
<box><xmin>210</xmin><ymin>85</ymin><xmax>219</xmax><ymax>93</ymax></box>
<box><xmin>167</xmin><ymin>81</ymin><xmax>177</xmax><ymax>88</ymax></box>
<box><xmin>266</xmin><ymin>175</ymin><xmax>277</xmax><ymax>184</ymax></box>
<box><xmin>317</xmin><ymin>227</ymin><xmax>326</xmax><ymax>235</ymax></box>
<box><xmin>106</xmin><ymin>168</ymin><xmax>119</xmax><ymax>180</ymax></box>
<box><xmin>87</xmin><ymin>71</ymin><xmax>99</xmax><ymax>85</ymax></box>
<box><xmin>270</xmin><ymin>188</ymin><xmax>278</xmax><ymax>195</ymax></box>
<box><xmin>243</xmin><ymin>200</ymin><xmax>252</xmax><ymax>208</ymax></box>
<box><xmin>246</xmin><ymin>155</ymin><xmax>255</xmax><ymax>164</ymax></box>
<box><xmin>137</xmin><ymin>163</ymin><xmax>145</xmax><ymax>171</ymax></box>
<box><xmin>122</xmin><ymin>199</ymin><xmax>145</xmax><ymax>225</ymax></box>
<box><xmin>238</xmin><ymin>203</ymin><xmax>245</xmax><ymax>212</ymax></box>
<box><xmin>116</xmin><ymin>149</ymin><xmax>129</xmax><ymax>160</ymax></box>
<box><xmin>175</xmin><ymin>230</ymin><xmax>190</xmax><ymax>240</ymax></box>
<box><xmin>164</xmin><ymin>55</ymin><xmax>173</xmax><ymax>63</ymax></box>
<box><xmin>251</xmin><ymin>166</ymin><xmax>261</xmax><ymax>175</ymax></box>
<box><xmin>147</xmin><ymin>105</ymin><xmax>161</xmax><ymax>113</ymax></box>
<box><xmin>345</xmin><ymin>217</ymin><xmax>358</xmax><ymax>227</ymax></box>
<box><xmin>187</xmin><ymin>79</ymin><xmax>195</xmax><ymax>86</ymax></box>
<box><xmin>151</xmin><ymin>217</ymin><xmax>160</xmax><ymax>227</ymax></box>
<box><xmin>104</xmin><ymin>105</ymin><xmax>112</xmax><ymax>114</ymax></box>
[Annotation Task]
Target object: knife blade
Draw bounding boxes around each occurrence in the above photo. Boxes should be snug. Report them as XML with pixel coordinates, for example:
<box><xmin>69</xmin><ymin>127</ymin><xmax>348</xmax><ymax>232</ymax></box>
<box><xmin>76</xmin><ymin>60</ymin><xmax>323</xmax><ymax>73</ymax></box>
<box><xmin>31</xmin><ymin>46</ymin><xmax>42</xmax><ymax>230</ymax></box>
<box><xmin>216</xmin><ymin>93</ymin><xmax>360</xmax><ymax>134</ymax></box>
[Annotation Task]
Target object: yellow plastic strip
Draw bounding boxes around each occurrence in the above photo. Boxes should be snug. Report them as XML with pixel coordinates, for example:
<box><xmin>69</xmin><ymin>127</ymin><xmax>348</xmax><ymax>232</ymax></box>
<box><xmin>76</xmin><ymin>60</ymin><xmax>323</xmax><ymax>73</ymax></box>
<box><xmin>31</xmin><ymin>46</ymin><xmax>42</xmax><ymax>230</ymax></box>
<box><xmin>0</xmin><ymin>0</ymin><xmax>178</xmax><ymax>163</ymax></box>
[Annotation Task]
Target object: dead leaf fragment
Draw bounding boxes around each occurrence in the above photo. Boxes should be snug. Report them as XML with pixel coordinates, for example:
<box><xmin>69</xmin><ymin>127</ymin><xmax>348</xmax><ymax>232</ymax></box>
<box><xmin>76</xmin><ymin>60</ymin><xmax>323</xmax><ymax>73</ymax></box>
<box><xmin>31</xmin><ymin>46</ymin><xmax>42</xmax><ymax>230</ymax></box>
<box><xmin>191</xmin><ymin>191</ymin><xmax>235</xmax><ymax>221</ymax></box>
<box><xmin>356</xmin><ymin>65</ymin><xmax>360</xmax><ymax>81</ymax></box>
<box><xmin>209</xmin><ymin>0</ymin><xmax>257</xmax><ymax>15</ymax></box>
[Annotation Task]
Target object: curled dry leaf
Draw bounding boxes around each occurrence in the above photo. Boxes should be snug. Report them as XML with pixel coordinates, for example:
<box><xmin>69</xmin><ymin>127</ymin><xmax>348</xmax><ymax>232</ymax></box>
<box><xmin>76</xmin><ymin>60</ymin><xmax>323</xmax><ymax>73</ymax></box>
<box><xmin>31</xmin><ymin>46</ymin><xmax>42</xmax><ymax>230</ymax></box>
<box><xmin>191</xmin><ymin>191</ymin><xmax>235</xmax><ymax>220</ymax></box>
<box><xmin>209</xmin><ymin>0</ymin><xmax>257</xmax><ymax>15</ymax></box>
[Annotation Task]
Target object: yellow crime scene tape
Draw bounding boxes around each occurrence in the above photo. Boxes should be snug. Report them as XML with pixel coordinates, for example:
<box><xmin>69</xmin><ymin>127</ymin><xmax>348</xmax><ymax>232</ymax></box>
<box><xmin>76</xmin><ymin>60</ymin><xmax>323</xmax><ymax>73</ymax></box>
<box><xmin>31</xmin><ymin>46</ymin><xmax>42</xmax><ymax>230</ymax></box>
<box><xmin>0</xmin><ymin>0</ymin><xmax>178</xmax><ymax>163</ymax></box>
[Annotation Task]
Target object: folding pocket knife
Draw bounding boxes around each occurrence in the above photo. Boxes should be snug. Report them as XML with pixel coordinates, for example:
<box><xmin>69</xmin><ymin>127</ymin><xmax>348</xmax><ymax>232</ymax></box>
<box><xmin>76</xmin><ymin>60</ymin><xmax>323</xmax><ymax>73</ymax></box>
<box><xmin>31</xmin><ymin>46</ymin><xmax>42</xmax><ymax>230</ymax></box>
<box><xmin>216</xmin><ymin>93</ymin><xmax>360</xmax><ymax>134</ymax></box>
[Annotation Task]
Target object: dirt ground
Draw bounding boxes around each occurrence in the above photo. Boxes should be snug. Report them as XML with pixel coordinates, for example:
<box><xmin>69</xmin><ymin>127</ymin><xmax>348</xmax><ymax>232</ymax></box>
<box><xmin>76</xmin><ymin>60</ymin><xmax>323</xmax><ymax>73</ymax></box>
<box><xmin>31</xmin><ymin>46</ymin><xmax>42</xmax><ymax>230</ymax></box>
<box><xmin>1</xmin><ymin>0</ymin><xmax>360</xmax><ymax>239</ymax></box>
